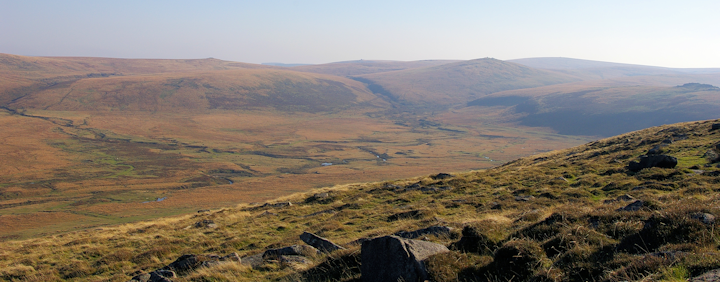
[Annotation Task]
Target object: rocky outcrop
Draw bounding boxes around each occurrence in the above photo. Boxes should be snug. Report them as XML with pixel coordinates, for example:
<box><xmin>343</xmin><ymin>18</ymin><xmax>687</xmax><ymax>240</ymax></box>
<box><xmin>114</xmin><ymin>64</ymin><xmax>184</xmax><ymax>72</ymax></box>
<box><xmin>627</xmin><ymin>155</ymin><xmax>677</xmax><ymax>172</ymax></box>
<box><xmin>160</xmin><ymin>253</ymin><xmax>240</xmax><ymax>274</ymax></box>
<box><xmin>300</xmin><ymin>232</ymin><xmax>345</xmax><ymax>253</ymax></box>
<box><xmin>360</xmin><ymin>235</ymin><xmax>449</xmax><ymax>282</ymax></box>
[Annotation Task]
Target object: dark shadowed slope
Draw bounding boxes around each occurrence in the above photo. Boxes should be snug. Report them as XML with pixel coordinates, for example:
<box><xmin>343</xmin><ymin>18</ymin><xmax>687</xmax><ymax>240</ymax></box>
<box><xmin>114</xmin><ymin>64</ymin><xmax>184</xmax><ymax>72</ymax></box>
<box><xmin>510</xmin><ymin>57</ymin><xmax>720</xmax><ymax>80</ymax></box>
<box><xmin>468</xmin><ymin>78</ymin><xmax>720</xmax><ymax>136</ymax></box>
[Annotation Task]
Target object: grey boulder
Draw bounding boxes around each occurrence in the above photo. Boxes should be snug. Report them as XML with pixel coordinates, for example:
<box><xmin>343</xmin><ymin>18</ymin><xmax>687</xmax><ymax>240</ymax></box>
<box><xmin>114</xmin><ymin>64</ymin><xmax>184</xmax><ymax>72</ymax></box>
<box><xmin>361</xmin><ymin>235</ymin><xmax>449</xmax><ymax>282</ymax></box>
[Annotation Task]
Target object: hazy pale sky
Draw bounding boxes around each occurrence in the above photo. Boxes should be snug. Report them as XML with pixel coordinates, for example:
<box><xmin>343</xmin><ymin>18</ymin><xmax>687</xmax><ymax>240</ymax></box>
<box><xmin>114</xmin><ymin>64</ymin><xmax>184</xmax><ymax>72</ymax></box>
<box><xmin>2</xmin><ymin>0</ymin><xmax>719</xmax><ymax>68</ymax></box>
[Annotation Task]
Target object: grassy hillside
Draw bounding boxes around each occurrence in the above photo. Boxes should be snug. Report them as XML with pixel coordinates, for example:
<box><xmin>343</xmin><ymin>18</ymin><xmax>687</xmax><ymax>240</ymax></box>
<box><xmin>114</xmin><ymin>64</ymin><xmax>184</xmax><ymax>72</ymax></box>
<box><xmin>356</xmin><ymin>58</ymin><xmax>581</xmax><ymax>106</ymax></box>
<box><xmin>468</xmin><ymin>79</ymin><xmax>720</xmax><ymax>136</ymax></box>
<box><xmin>6</xmin><ymin>69</ymin><xmax>382</xmax><ymax>113</ymax></box>
<box><xmin>0</xmin><ymin>54</ymin><xmax>592</xmax><ymax>241</ymax></box>
<box><xmin>2</xmin><ymin>118</ymin><xmax>719</xmax><ymax>281</ymax></box>
<box><xmin>291</xmin><ymin>60</ymin><xmax>458</xmax><ymax>77</ymax></box>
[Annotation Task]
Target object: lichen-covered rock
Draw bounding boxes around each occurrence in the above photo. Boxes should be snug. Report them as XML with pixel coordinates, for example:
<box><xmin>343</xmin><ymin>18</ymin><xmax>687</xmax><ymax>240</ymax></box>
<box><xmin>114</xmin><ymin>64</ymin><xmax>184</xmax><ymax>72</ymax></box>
<box><xmin>361</xmin><ymin>235</ymin><xmax>449</xmax><ymax>282</ymax></box>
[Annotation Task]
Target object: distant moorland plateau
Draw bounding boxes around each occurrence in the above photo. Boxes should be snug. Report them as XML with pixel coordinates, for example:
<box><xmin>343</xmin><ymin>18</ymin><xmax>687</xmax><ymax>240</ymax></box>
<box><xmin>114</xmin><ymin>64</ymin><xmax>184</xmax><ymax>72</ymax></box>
<box><xmin>1</xmin><ymin>53</ymin><xmax>718</xmax><ymax>240</ymax></box>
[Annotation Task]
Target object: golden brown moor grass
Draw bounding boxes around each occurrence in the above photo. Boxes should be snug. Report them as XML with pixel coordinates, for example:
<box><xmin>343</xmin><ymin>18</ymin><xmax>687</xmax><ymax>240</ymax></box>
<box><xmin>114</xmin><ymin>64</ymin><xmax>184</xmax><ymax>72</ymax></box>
<box><xmin>0</xmin><ymin>112</ymin><xmax>71</xmax><ymax>178</ymax></box>
<box><xmin>0</xmin><ymin>105</ymin><xmax>587</xmax><ymax>240</ymax></box>
<box><xmin>2</xmin><ymin>119</ymin><xmax>719</xmax><ymax>281</ymax></box>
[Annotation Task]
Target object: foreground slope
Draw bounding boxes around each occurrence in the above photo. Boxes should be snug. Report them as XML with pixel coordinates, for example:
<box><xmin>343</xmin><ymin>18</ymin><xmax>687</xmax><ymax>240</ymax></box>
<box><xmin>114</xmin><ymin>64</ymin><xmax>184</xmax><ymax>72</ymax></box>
<box><xmin>2</xmin><ymin>119</ymin><xmax>720</xmax><ymax>281</ymax></box>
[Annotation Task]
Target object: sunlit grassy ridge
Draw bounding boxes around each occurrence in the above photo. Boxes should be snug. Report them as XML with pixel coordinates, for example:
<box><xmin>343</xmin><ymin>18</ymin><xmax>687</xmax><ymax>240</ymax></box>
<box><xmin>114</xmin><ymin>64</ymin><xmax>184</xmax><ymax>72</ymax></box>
<box><xmin>2</xmin><ymin>119</ymin><xmax>719</xmax><ymax>281</ymax></box>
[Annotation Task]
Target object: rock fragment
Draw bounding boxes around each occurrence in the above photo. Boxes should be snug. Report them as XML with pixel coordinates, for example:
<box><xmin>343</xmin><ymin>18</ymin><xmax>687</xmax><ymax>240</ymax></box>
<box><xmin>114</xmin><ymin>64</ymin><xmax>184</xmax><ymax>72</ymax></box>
<box><xmin>300</xmin><ymin>232</ymin><xmax>345</xmax><ymax>252</ymax></box>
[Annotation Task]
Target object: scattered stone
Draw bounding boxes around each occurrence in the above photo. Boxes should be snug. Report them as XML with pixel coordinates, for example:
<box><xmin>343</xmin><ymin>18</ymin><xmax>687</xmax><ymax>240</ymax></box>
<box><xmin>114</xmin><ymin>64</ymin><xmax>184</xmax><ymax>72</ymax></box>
<box><xmin>556</xmin><ymin>176</ymin><xmax>569</xmax><ymax>182</ymax></box>
<box><xmin>420</xmin><ymin>186</ymin><xmax>452</xmax><ymax>193</ymax></box>
<box><xmin>387</xmin><ymin>210</ymin><xmax>424</xmax><ymax>221</ymax></box>
<box><xmin>305</xmin><ymin>192</ymin><xmax>330</xmax><ymax>203</ymax></box>
<box><xmin>194</xmin><ymin>219</ymin><xmax>217</xmax><ymax>229</ymax></box>
<box><xmin>515</xmin><ymin>195</ymin><xmax>535</xmax><ymax>202</ymax></box>
<box><xmin>627</xmin><ymin>155</ymin><xmax>678</xmax><ymax>172</ymax></box>
<box><xmin>279</xmin><ymin>255</ymin><xmax>313</xmax><ymax>265</ymax></box>
<box><xmin>130</xmin><ymin>270</ymin><xmax>176</xmax><ymax>282</ymax></box>
<box><xmin>263</xmin><ymin>245</ymin><xmax>318</xmax><ymax>259</ymax></box>
<box><xmin>662</xmin><ymin>138</ymin><xmax>674</xmax><ymax>144</ymax></box>
<box><xmin>690</xmin><ymin>212</ymin><xmax>716</xmax><ymax>225</ymax></box>
<box><xmin>300</xmin><ymin>231</ymin><xmax>345</xmax><ymax>252</ymax></box>
<box><xmin>394</xmin><ymin>226</ymin><xmax>453</xmax><ymax>239</ymax></box>
<box><xmin>617</xmin><ymin>194</ymin><xmax>635</xmax><ymax>202</ymax></box>
<box><xmin>430</xmin><ymin>173</ymin><xmax>453</xmax><ymax>180</ymax></box>
<box><xmin>692</xmin><ymin>268</ymin><xmax>720</xmax><ymax>281</ymax></box>
<box><xmin>360</xmin><ymin>235</ymin><xmax>449</xmax><ymax>282</ymax></box>
<box><xmin>265</xmin><ymin>201</ymin><xmax>292</xmax><ymax>208</ymax></box>
<box><xmin>647</xmin><ymin>145</ymin><xmax>664</xmax><ymax>155</ymax></box>
<box><xmin>240</xmin><ymin>253</ymin><xmax>264</xmax><ymax>268</ymax></box>
<box><xmin>704</xmin><ymin>149</ymin><xmax>720</xmax><ymax>163</ymax></box>
<box><xmin>258</xmin><ymin>211</ymin><xmax>278</xmax><ymax>217</ymax></box>
<box><xmin>197</xmin><ymin>209</ymin><xmax>210</xmax><ymax>213</ymax></box>
<box><xmin>384</xmin><ymin>184</ymin><xmax>402</xmax><ymax>190</ymax></box>
<box><xmin>404</xmin><ymin>182</ymin><xmax>423</xmax><ymax>191</ymax></box>
<box><xmin>160</xmin><ymin>253</ymin><xmax>239</xmax><ymax>274</ymax></box>
<box><xmin>617</xmin><ymin>200</ymin><xmax>645</xmax><ymax>212</ymax></box>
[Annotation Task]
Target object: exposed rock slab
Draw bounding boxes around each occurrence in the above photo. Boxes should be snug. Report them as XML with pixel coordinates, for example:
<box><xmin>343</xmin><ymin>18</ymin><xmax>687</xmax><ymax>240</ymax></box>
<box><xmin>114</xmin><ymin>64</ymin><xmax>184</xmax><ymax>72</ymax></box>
<box><xmin>300</xmin><ymin>231</ymin><xmax>345</xmax><ymax>252</ymax></box>
<box><xmin>361</xmin><ymin>235</ymin><xmax>449</xmax><ymax>282</ymax></box>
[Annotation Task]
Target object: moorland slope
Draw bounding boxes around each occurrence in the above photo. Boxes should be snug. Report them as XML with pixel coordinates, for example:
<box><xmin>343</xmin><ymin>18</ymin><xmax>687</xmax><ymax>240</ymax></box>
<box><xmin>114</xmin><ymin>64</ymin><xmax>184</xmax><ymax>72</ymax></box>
<box><xmin>355</xmin><ymin>58</ymin><xmax>582</xmax><ymax>106</ymax></box>
<box><xmin>2</xmin><ymin>119</ymin><xmax>720</xmax><ymax>281</ymax></box>
<box><xmin>0</xmin><ymin>54</ymin><xmax>590</xmax><ymax>241</ymax></box>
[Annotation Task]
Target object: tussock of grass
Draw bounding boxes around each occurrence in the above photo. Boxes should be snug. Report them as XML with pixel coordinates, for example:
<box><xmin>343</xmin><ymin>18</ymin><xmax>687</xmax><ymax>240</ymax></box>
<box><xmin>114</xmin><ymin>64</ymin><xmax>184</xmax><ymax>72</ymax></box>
<box><xmin>1</xmin><ymin>119</ymin><xmax>720</xmax><ymax>281</ymax></box>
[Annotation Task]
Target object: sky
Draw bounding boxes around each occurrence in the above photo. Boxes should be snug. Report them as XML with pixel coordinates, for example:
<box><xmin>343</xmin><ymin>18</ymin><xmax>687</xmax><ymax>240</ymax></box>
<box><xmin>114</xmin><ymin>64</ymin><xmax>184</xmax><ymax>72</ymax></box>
<box><xmin>1</xmin><ymin>0</ymin><xmax>719</xmax><ymax>68</ymax></box>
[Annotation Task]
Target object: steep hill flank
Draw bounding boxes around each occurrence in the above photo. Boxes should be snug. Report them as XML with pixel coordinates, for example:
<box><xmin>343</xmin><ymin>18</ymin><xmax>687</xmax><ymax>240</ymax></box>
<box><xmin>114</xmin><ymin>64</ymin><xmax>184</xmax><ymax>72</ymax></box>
<box><xmin>468</xmin><ymin>79</ymin><xmax>720</xmax><ymax>136</ymax></box>
<box><xmin>356</xmin><ymin>58</ymin><xmax>581</xmax><ymax>106</ymax></box>
<box><xmin>3</xmin><ymin>119</ymin><xmax>720</xmax><ymax>281</ymax></box>
<box><xmin>292</xmin><ymin>59</ymin><xmax>458</xmax><ymax>76</ymax></box>
<box><xmin>6</xmin><ymin>69</ymin><xmax>383</xmax><ymax>112</ymax></box>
